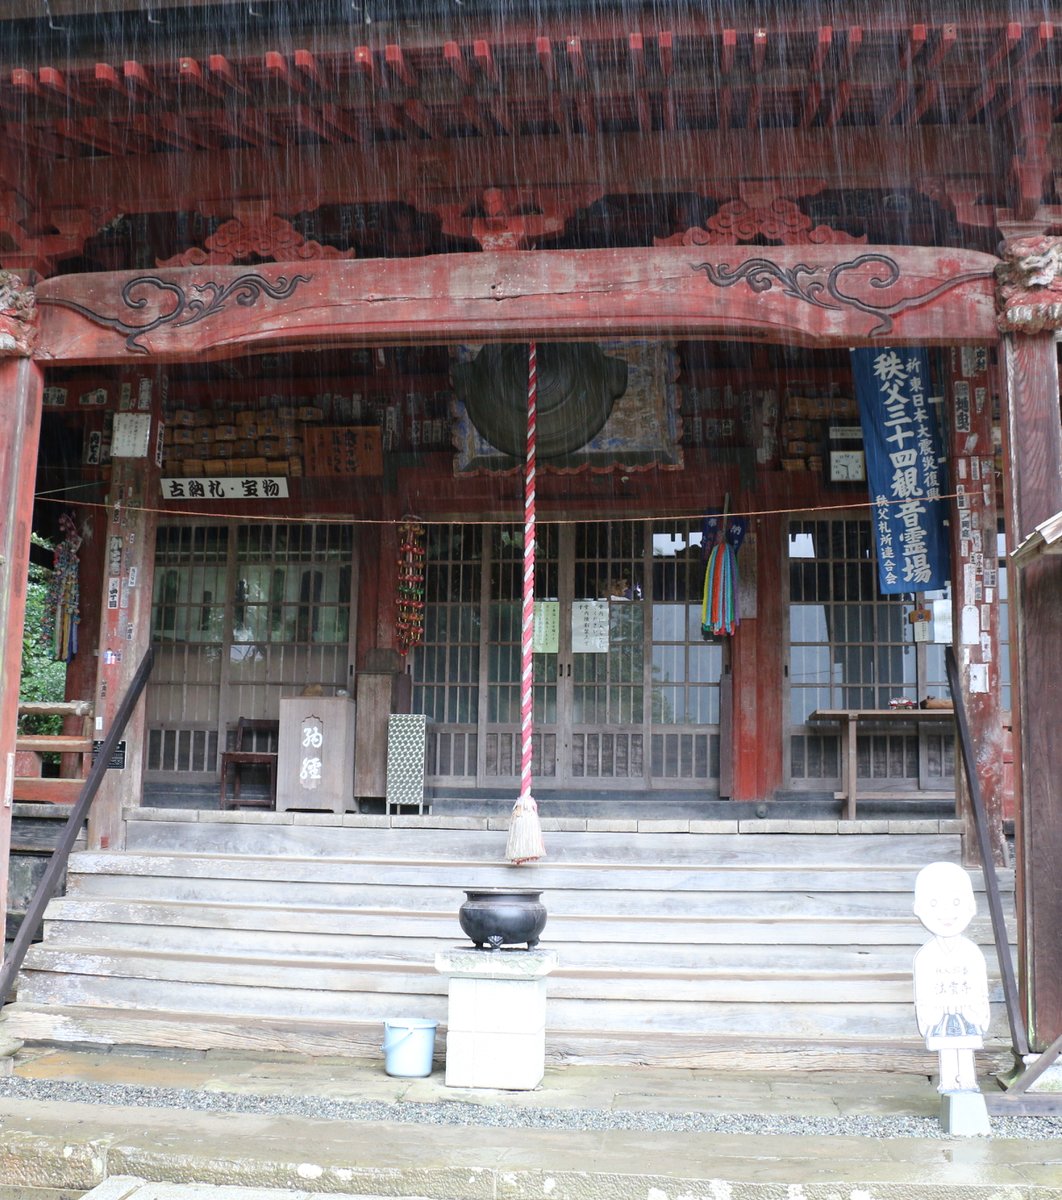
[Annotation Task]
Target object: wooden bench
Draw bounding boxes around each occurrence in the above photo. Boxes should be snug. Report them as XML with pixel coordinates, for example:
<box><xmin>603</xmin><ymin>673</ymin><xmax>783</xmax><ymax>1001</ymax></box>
<box><xmin>807</xmin><ymin>707</ymin><xmax>956</xmax><ymax>819</ymax></box>
<box><xmin>219</xmin><ymin>718</ymin><xmax>279</xmax><ymax>810</ymax></box>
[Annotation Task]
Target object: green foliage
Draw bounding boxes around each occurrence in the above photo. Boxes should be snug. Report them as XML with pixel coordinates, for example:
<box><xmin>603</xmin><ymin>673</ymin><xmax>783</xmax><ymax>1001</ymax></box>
<box><xmin>18</xmin><ymin>534</ymin><xmax>67</xmax><ymax>737</ymax></box>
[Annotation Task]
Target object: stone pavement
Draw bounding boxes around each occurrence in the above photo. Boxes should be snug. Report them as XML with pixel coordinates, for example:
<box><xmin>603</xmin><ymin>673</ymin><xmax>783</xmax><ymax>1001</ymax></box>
<box><xmin>1</xmin><ymin>1041</ymin><xmax>1062</xmax><ymax>1200</ymax></box>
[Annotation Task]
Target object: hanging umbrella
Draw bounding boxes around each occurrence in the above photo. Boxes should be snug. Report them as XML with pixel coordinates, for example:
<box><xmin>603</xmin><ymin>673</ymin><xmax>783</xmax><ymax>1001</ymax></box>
<box><xmin>506</xmin><ymin>341</ymin><xmax>546</xmax><ymax>865</ymax></box>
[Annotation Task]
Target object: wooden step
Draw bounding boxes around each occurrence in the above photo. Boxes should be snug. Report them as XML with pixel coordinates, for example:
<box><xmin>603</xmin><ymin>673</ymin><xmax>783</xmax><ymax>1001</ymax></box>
<box><xmin>0</xmin><ymin>1001</ymin><xmax>973</xmax><ymax>1072</ymax></box>
<box><xmin>17</xmin><ymin>701</ymin><xmax>93</xmax><ymax>718</ymax></box>
<box><xmin>15</xmin><ymin>735</ymin><xmax>93</xmax><ymax>754</ymax></box>
<box><xmin>40</xmin><ymin>917</ymin><xmax>959</xmax><ymax>974</ymax></box>
<box><xmin>12</xmin><ymin>778</ymin><xmax>84</xmax><ymax>803</ymax></box>
<box><xmin>10</xmin><ymin>821</ymin><xmax>1014</xmax><ymax>1065</ymax></box>
<box><xmin>63</xmin><ymin>874</ymin><xmax>978</xmax><ymax>920</ymax></box>
<box><xmin>123</xmin><ymin>820</ymin><xmax>966</xmax><ymax>866</ymax></box>
<box><xmin>67</xmin><ymin>849</ymin><xmax>1002</xmax><ymax>893</ymax></box>
<box><xmin>8</xmin><ymin>968</ymin><xmax>1007</xmax><ymax>1042</ymax></box>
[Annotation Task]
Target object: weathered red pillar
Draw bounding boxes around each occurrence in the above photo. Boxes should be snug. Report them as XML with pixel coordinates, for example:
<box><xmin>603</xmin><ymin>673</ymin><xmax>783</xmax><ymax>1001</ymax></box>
<box><xmin>0</xmin><ymin>283</ymin><xmax>43</xmax><ymax>944</ymax></box>
<box><xmin>943</xmin><ymin>347</ymin><xmax>1006</xmax><ymax>865</ymax></box>
<box><xmin>729</xmin><ymin>513</ymin><xmax>784</xmax><ymax>801</ymax></box>
<box><xmin>997</xmin><ymin>239</ymin><xmax>1062</xmax><ymax>1048</ymax></box>
<box><xmin>86</xmin><ymin>377</ymin><xmax>162</xmax><ymax>851</ymax></box>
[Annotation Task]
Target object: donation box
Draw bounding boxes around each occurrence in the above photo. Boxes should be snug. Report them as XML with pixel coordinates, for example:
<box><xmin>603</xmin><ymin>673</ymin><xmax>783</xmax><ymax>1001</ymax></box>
<box><xmin>277</xmin><ymin>695</ymin><xmax>356</xmax><ymax>814</ymax></box>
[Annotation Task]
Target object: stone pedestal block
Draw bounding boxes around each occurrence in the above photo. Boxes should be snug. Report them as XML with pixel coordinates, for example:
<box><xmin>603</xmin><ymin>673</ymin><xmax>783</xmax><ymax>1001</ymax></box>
<box><xmin>940</xmin><ymin>1091</ymin><xmax>991</xmax><ymax>1137</ymax></box>
<box><xmin>435</xmin><ymin>947</ymin><xmax>557</xmax><ymax>1090</ymax></box>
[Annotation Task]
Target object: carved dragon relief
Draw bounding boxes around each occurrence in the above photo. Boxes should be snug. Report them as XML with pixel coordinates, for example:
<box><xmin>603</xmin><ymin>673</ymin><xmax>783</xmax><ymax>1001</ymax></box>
<box><xmin>996</xmin><ymin>236</ymin><xmax>1062</xmax><ymax>333</ymax></box>
<box><xmin>0</xmin><ymin>270</ymin><xmax>38</xmax><ymax>355</ymax></box>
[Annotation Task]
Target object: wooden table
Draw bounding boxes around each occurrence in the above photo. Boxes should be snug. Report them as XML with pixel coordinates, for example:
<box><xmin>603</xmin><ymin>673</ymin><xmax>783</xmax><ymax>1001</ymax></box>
<box><xmin>807</xmin><ymin>707</ymin><xmax>956</xmax><ymax>819</ymax></box>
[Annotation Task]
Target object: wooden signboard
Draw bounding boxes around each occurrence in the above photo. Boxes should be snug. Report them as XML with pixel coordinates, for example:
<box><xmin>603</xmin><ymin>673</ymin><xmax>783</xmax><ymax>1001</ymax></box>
<box><xmin>304</xmin><ymin>426</ymin><xmax>383</xmax><ymax>476</ymax></box>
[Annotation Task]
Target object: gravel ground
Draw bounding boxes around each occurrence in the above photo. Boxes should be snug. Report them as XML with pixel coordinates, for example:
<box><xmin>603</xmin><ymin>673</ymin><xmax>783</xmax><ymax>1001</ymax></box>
<box><xmin>1</xmin><ymin>1075</ymin><xmax>1061</xmax><ymax>1140</ymax></box>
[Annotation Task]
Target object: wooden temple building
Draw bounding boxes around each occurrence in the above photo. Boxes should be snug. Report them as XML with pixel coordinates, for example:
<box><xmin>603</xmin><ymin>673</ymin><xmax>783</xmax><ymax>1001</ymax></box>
<box><xmin>0</xmin><ymin>0</ymin><xmax>1060</xmax><ymax>1068</ymax></box>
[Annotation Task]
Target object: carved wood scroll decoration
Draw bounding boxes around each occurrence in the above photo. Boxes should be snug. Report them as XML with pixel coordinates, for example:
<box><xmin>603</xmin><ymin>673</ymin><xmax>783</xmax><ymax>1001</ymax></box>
<box><xmin>158</xmin><ymin>215</ymin><xmax>356</xmax><ymax>268</ymax></box>
<box><xmin>40</xmin><ymin>272</ymin><xmax>312</xmax><ymax>354</ymax></box>
<box><xmin>694</xmin><ymin>253</ymin><xmax>992</xmax><ymax>337</ymax></box>
<box><xmin>656</xmin><ymin>198</ymin><xmax>867</xmax><ymax>247</ymax></box>
<box><xmin>996</xmin><ymin>236</ymin><xmax>1062</xmax><ymax>333</ymax></box>
<box><xmin>0</xmin><ymin>270</ymin><xmax>37</xmax><ymax>355</ymax></box>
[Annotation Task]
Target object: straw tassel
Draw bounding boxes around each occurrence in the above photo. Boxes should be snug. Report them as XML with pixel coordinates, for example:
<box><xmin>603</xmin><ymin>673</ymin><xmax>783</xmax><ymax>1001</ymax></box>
<box><xmin>506</xmin><ymin>340</ymin><xmax>545</xmax><ymax>865</ymax></box>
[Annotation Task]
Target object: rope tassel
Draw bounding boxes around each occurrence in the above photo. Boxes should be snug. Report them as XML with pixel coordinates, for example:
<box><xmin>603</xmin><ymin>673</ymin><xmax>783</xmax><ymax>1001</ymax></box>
<box><xmin>506</xmin><ymin>340</ymin><xmax>545</xmax><ymax>865</ymax></box>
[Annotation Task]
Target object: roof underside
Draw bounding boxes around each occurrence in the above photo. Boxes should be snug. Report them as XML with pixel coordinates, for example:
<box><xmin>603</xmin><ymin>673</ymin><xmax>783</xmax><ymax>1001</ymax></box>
<box><xmin>0</xmin><ymin>13</ymin><xmax>1054</xmax><ymax>166</ymax></box>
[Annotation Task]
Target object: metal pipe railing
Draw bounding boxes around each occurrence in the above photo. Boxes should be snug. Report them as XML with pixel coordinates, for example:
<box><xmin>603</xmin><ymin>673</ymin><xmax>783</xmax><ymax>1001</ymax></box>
<box><xmin>0</xmin><ymin>646</ymin><xmax>155</xmax><ymax>1004</ymax></box>
<box><xmin>945</xmin><ymin>644</ymin><xmax>1029</xmax><ymax>1059</ymax></box>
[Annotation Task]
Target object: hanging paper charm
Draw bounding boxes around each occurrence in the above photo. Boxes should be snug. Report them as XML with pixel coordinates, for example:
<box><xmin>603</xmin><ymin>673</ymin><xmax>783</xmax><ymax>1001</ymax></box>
<box><xmin>394</xmin><ymin>517</ymin><xmax>426</xmax><ymax>656</ymax></box>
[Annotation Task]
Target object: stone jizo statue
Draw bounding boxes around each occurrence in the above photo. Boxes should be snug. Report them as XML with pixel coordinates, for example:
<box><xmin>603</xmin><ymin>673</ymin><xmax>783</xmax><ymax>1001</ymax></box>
<box><xmin>912</xmin><ymin>861</ymin><xmax>991</xmax><ymax>1095</ymax></box>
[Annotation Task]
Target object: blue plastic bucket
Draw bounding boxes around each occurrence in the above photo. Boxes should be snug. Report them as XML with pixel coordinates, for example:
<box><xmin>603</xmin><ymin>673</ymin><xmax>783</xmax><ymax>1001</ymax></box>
<box><xmin>382</xmin><ymin>1018</ymin><xmax>438</xmax><ymax>1077</ymax></box>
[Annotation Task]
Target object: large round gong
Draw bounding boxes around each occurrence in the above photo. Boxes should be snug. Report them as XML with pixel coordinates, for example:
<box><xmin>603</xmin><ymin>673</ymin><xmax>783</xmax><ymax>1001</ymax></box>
<box><xmin>452</xmin><ymin>342</ymin><xmax>628</xmax><ymax>459</ymax></box>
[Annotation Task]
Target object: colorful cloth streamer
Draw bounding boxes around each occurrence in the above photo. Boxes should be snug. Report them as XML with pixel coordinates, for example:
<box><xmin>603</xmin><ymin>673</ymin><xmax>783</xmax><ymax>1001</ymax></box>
<box><xmin>701</xmin><ymin>508</ymin><xmax>741</xmax><ymax>639</ymax></box>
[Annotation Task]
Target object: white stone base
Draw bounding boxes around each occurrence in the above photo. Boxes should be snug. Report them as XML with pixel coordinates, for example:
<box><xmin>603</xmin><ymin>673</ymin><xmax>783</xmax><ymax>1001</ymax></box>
<box><xmin>435</xmin><ymin>947</ymin><xmax>558</xmax><ymax>1090</ymax></box>
<box><xmin>940</xmin><ymin>1090</ymin><xmax>991</xmax><ymax>1137</ymax></box>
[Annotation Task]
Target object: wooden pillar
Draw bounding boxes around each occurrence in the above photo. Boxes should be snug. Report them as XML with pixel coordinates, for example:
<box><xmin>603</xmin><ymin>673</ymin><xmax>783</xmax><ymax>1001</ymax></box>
<box><xmin>87</xmin><ymin>380</ymin><xmax>162</xmax><ymax>851</ymax></box>
<box><xmin>943</xmin><ymin>347</ymin><xmax>1006</xmax><ymax>865</ymax></box>
<box><xmin>1000</xmin><ymin>329</ymin><xmax>1062</xmax><ymax>1049</ymax></box>
<box><xmin>0</xmin><ymin>356</ymin><xmax>43</xmax><ymax>938</ymax></box>
<box><xmin>729</xmin><ymin>512</ymin><xmax>784</xmax><ymax>801</ymax></box>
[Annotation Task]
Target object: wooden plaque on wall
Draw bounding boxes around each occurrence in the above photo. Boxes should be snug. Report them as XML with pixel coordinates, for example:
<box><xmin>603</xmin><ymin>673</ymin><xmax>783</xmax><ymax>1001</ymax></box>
<box><xmin>304</xmin><ymin>425</ymin><xmax>384</xmax><ymax>476</ymax></box>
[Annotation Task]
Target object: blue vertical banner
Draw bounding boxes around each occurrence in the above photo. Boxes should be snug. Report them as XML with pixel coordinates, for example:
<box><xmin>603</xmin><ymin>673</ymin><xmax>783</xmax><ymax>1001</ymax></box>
<box><xmin>851</xmin><ymin>347</ymin><xmax>949</xmax><ymax>594</ymax></box>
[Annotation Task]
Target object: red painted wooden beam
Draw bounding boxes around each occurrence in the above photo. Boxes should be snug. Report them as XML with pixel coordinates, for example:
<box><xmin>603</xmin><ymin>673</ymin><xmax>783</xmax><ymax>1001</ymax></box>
<box><xmin>34</xmin><ymin>245</ymin><xmax>1000</xmax><ymax>365</ymax></box>
<box><xmin>122</xmin><ymin>60</ymin><xmax>158</xmax><ymax>98</ymax></box>
<box><xmin>94</xmin><ymin>63</ymin><xmax>129</xmax><ymax>98</ymax></box>
<box><xmin>535</xmin><ymin>37</ymin><xmax>555</xmax><ymax>82</ymax></box>
<box><xmin>385</xmin><ymin>45</ymin><xmax>413</xmax><ymax>88</ymax></box>
<box><xmin>657</xmin><ymin>31</ymin><xmax>673</xmax><ymax>78</ymax></box>
<box><xmin>32</xmin><ymin>125</ymin><xmax>1002</xmax><ymax>214</ymax></box>
<box><xmin>39</xmin><ymin>67</ymin><xmax>88</xmax><ymax>107</ymax></box>
<box><xmin>353</xmin><ymin>46</ymin><xmax>375</xmax><ymax>83</ymax></box>
<box><xmin>922</xmin><ymin>23</ymin><xmax>957</xmax><ymax>74</ymax></box>
<box><xmin>752</xmin><ymin>28</ymin><xmax>768</xmax><ymax>73</ymax></box>
<box><xmin>721</xmin><ymin>29</ymin><xmax>736</xmax><ymax>75</ymax></box>
<box><xmin>444</xmin><ymin>42</ymin><xmax>471</xmax><ymax>87</ymax></box>
<box><xmin>473</xmin><ymin>40</ymin><xmax>497</xmax><ymax>83</ymax></box>
<box><xmin>628</xmin><ymin>33</ymin><xmax>645</xmax><ymax>78</ymax></box>
<box><xmin>265</xmin><ymin>52</ymin><xmax>302</xmax><ymax>94</ymax></box>
<box><xmin>809</xmin><ymin>26</ymin><xmax>832</xmax><ymax>75</ymax></box>
<box><xmin>207</xmin><ymin>54</ymin><xmax>247</xmax><ymax>96</ymax></box>
<box><xmin>842</xmin><ymin>25</ymin><xmax>863</xmax><ymax>73</ymax></box>
<box><xmin>294</xmin><ymin>49</ymin><xmax>322</xmax><ymax>90</ymax></box>
<box><xmin>318</xmin><ymin>103</ymin><xmax>367</xmax><ymax>146</ymax></box>
<box><xmin>824</xmin><ymin>80</ymin><xmax>851</xmax><ymax>128</ymax></box>
<box><xmin>178</xmin><ymin>57</ymin><xmax>223</xmax><ymax>99</ymax></box>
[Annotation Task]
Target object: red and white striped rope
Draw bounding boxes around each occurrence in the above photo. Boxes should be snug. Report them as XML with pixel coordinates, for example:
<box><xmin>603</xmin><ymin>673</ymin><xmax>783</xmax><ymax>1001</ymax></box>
<box><xmin>519</xmin><ymin>340</ymin><xmax>537</xmax><ymax>806</ymax></box>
